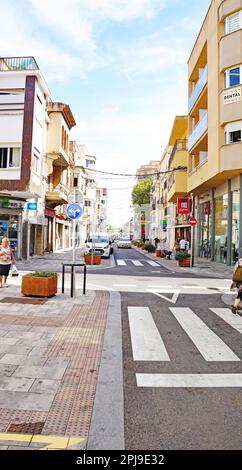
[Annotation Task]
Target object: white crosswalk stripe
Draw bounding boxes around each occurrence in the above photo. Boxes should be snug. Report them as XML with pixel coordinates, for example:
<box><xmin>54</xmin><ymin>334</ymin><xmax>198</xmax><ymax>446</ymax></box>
<box><xmin>131</xmin><ymin>260</ymin><xmax>143</xmax><ymax>266</ymax></box>
<box><xmin>136</xmin><ymin>373</ymin><xmax>242</xmax><ymax>388</ymax></box>
<box><xmin>146</xmin><ymin>261</ymin><xmax>160</xmax><ymax>267</ymax></box>
<box><xmin>128</xmin><ymin>307</ymin><xmax>170</xmax><ymax>361</ymax></box>
<box><xmin>210</xmin><ymin>308</ymin><xmax>242</xmax><ymax>334</ymax></box>
<box><xmin>117</xmin><ymin>260</ymin><xmax>126</xmax><ymax>266</ymax></box>
<box><xmin>169</xmin><ymin>307</ymin><xmax>240</xmax><ymax>362</ymax></box>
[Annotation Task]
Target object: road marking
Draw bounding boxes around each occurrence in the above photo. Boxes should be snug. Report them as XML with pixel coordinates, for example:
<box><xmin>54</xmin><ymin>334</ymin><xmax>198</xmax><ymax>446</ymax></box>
<box><xmin>131</xmin><ymin>260</ymin><xmax>143</xmax><ymax>266</ymax></box>
<box><xmin>181</xmin><ymin>286</ymin><xmax>206</xmax><ymax>289</ymax></box>
<box><xmin>116</xmin><ymin>260</ymin><xmax>126</xmax><ymax>266</ymax></box>
<box><xmin>147</xmin><ymin>289</ymin><xmax>180</xmax><ymax>304</ymax></box>
<box><xmin>0</xmin><ymin>433</ymin><xmax>84</xmax><ymax>450</ymax></box>
<box><xmin>148</xmin><ymin>285</ymin><xmax>172</xmax><ymax>288</ymax></box>
<box><xmin>113</xmin><ymin>284</ymin><xmax>137</xmax><ymax>288</ymax></box>
<box><xmin>136</xmin><ymin>373</ymin><xmax>242</xmax><ymax>388</ymax></box>
<box><xmin>146</xmin><ymin>261</ymin><xmax>160</xmax><ymax>267</ymax></box>
<box><xmin>169</xmin><ymin>307</ymin><xmax>240</xmax><ymax>362</ymax></box>
<box><xmin>210</xmin><ymin>308</ymin><xmax>242</xmax><ymax>334</ymax></box>
<box><xmin>151</xmin><ymin>271</ymin><xmax>162</xmax><ymax>273</ymax></box>
<box><xmin>128</xmin><ymin>307</ymin><xmax>170</xmax><ymax>361</ymax></box>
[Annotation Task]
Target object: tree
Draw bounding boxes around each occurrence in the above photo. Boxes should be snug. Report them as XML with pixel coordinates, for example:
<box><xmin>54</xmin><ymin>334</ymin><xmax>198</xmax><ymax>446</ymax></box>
<box><xmin>132</xmin><ymin>178</ymin><xmax>152</xmax><ymax>206</ymax></box>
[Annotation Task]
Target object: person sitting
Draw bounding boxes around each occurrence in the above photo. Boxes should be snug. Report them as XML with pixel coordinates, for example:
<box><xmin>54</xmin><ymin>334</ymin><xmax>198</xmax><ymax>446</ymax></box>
<box><xmin>160</xmin><ymin>239</ymin><xmax>172</xmax><ymax>259</ymax></box>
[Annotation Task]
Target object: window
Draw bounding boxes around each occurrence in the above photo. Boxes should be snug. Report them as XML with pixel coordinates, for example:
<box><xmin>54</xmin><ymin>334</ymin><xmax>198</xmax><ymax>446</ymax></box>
<box><xmin>33</xmin><ymin>153</ymin><xmax>40</xmax><ymax>174</ymax></box>
<box><xmin>0</xmin><ymin>147</ymin><xmax>20</xmax><ymax>168</ymax></box>
<box><xmin>225</xmin><ymin>11</ymin><xmax>241</xmax><ymax>34</ymax></box>
<box><xmin>74</xmin><ymin>177</ymin><xmax>78</xmax><ymax>187</ymax></box>
<box><xmin>225</xmin><ymin>66</ymin><xmax>242</xmax><ymax>88</ymax></box>
<box><xmin>224</xmin><ymin>121</ymin><xmax>242</xmax><ymax>144</ymax></box>
<box><xmin>85</xmin><ymin>159</ymin><xmax>95</xmax><ymax>169</ymax></box>
<box><xmin>84</xmin><ymin>200</ymin><xmax>91</xmax><ymax>207</ymax></box>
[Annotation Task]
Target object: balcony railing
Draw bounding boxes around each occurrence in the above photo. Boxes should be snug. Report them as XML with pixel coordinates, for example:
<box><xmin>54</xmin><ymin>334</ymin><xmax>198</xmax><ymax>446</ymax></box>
<box><xmin>169</xmin><ymin>139</ymin><xmax>188</xmax><ymax>166</ymax></box>
<box><xmin>46</xmin><ymin>183</ymin><xmax>69</xmax><ymax>197</ymax></box>
<box><xmin>188</xmin><ymin>112</ymin><xmax>208</xmax><ymax>151</ymax></box>
<box><xmin>0</xmin><ymin>56</ymin><xmax>39</xmax><ymax>72</ymax></box>
<box><xmin>188</xmin><ymin>65</ymin><xmax>208</xmax><ymax>113</ymax></box>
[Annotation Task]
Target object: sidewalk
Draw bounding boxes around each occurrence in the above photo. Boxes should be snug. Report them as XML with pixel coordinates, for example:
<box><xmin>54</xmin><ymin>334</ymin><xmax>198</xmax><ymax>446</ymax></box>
<box><xmin>0</xmin><ymin>282</ymin><xmax>112</xmax><ymax>450</ymax></box>
<box><xmin>133</xmin><ymin>247</ymin><xmax>234</xmax><ymax>279</ymax></box>
<box><xmin>15</xmin><ymin>249</ymin><xmax>115</xmax><ymax>273</ymax></box>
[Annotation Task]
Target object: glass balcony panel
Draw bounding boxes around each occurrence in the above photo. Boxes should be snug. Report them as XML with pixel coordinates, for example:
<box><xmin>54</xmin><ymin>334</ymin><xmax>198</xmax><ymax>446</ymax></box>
<box><xmin>188</xmin><ymin>112</ymin><xmax>208</xmax><ymax>151</ymax></box>
<box><xmin>188</xmin><ymin>65</ymin><xmax>208</xmax><ymax>112</ymax></box>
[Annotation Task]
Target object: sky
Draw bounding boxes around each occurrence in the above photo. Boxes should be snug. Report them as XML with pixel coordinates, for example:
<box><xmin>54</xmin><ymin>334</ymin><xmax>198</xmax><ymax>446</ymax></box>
<box><xmin>0</xmin><ymin>0</ymin><xmax>211</xmax><ymax>227</ymax></box>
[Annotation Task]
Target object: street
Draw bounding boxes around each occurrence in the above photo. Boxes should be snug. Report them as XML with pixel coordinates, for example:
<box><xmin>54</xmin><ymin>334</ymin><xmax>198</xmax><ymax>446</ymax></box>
<box><xmin>0</xmin><ymin>246</ymin><xmax>241</xmax><ymax>451</ymax></box>
<box><xmin>91</xmin><ymin>246</ymin><xmax>242</xmax><ymax>449</ymax></box>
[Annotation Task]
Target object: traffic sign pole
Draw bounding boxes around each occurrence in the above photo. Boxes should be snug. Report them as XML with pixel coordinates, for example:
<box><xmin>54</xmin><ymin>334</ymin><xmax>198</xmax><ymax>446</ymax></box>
<box><xmin>66</xmin><ymin>198</ymin><xmax>83</xmax><ymax>297</ymax></box>
<box><xmin>189</xmin><ymin>217</ymin><xmax>197</xmax><ymax>268</ymax></box>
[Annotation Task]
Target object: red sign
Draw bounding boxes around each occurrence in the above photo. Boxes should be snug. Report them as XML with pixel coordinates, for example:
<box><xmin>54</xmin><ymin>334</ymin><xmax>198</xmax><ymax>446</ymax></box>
<box><xmin>177</xmin><ymin>197</ymin><xmax>191</xmax><ymax>215</ymax></box>
<box><xmin>204</xmin><ymin>201</ymin><xmax>210</xmax><ymax>215</ymax></box>
<box><xmin>45</xmin><ymin>207</ymin><xmax>56</xmax><ymax>218</ymax></box>
<box><xmin>189</xmin><ymin>217</ymin><xmax>197</xmax><ymax>226</ymax></box>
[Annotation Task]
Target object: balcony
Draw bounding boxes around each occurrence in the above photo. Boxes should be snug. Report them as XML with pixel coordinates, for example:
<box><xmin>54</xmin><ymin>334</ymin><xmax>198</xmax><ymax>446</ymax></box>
<box><xmin>188</xmin><ymin>112</ymin><xmax>208</xmax><ymax>151</ymax></box>
<box><xmin>0</xmin><ymin>56</ymin><xmax>39</xmax><ymax>71</ymax></box>
<box><xmin>188</xmin><ymin>66</ymin><xmax>208</xmax><ymax>113</ymax></box>
<box><xmin>220</xmin><ymin>141</ymin><xmax>242</xmax><ymax>171</ymax></box>
<box><xmin>220</xmin><ymin>29</ymin><xmax>242</xmax><ymax>71</ymax></box>
<box><xmin>45</xmin><ymin>182</ymin><xmax>69</xmax><ymax>208</ymax></box>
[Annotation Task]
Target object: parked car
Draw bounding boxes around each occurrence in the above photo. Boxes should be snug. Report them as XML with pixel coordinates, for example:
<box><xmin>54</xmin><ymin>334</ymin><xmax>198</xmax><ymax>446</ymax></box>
<box><xmin>85</xmin><ymin>233</ymin><xmax>112</xmax><ymax>258</ymax></box>
<box><xmin>117</xmin><ymin>237</ymin><xmax>132</xmax><ymax>249</ymax></box>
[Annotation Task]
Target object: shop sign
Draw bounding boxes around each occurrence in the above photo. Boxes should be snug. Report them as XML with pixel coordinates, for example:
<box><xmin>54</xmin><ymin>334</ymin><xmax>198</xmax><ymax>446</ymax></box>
<box><xmin>177</xmin><ymin>197</ymin><xmax>191</xmax><ymax>215</ymax></box>
<box><xmin>223</xmin><ymin>87</ymin><xmax>241</xmax><ymax>105</ymax></box>
<box><xmin>0</xmin><ymin>198</ymin><xmax>25</xmax><ymax>210</ymax></box>
<box><xmin>27</xmin><ymin>202</ymin><xmax>37</xmax><ymax>211</ymax></box>
<box><xmin>45</xmin><ymin>207</ymin><xmax>56</xmax><ymax>218</ymax></box>
<box><xmin>204</xmin><ymin>201</ymin><xmax>210</xmax><ymax>215</ymax></box>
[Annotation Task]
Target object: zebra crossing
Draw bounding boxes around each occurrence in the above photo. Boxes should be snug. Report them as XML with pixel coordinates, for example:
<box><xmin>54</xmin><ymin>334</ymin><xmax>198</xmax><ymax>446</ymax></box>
<box><xmin>127</xmin><ymin>305</ymin><xmax>242</xmax><ymax>387</ymax></box>
<box><xmin>116</xmin><ymin>259</ymin><xmax>161</xmax><ymax>267</ymax></box>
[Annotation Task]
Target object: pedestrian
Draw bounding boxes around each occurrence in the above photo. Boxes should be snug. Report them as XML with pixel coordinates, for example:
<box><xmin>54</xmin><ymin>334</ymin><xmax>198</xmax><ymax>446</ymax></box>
<box><xmin>231</xmin><ymin>258</ymin><xmax>242</xmax><ymax>314</ymax></box>
<box><xmin>179</xmin><ymin>238</ymin><xmax>189</xmax><ymax>251</ymax></box>
<box><xmin>154</xmin><ymin>237</ymin><xmax>160</xmax><ymax>249</ymax></box>
<box><xmin>0</xmin><ymin>238</ymin><xmax>16</xmax><ymax>288</ymax></box>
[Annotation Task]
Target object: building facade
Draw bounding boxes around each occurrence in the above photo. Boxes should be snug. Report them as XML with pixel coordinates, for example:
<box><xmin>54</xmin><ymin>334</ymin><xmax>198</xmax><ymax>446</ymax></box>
<box><xmin>188</xmin><ymin>0</ymin><xmax>242</xmax><ymax>265</ymax></box>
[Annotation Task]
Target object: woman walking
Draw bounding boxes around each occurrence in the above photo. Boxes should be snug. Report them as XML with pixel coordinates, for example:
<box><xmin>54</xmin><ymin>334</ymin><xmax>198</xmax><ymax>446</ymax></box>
<box><xmin>0</xmin><ymin>238</ymin><xmax>15</xmax><ymax>288</ymax></box>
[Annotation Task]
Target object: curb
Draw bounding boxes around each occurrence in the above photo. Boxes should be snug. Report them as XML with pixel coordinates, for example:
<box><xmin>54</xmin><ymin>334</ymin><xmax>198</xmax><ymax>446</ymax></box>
<box><xmin>87</xmin><ymin>291</ymin><xmax>124</xmax><ymax>450</ymax></box>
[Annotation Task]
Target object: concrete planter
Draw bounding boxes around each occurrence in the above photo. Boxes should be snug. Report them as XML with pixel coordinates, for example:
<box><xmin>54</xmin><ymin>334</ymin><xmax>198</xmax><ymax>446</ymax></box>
<box><xmin>22</xmin><ymin>275</ymin><xmax>58</xmax><ymax>297</ymax></box>
<box><xmin>84</xmin><ymin>254</ymin><xmax>101</xmax><ymax>265</ymax></box>
<box><xmin>156</xmin><ymin>249</ymin><xmax>161</xmax><ymax>257</ymax></box>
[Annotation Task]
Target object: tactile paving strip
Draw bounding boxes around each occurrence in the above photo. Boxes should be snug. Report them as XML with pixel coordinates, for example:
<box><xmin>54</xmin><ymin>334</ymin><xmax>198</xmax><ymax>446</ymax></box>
<box><xmin>42</xmin><ymin>291</ymin><xmax>109</xmax><ymax>436</ymax></box>
<box><xmin>0</xmin><ymin>297</ymin><xmax>48</xmax><ymax>304</ymax></box>
<box><xmin>8</xmin><ymin>421</ymin><xmax>45</xmax><ymax>434</ymax></box>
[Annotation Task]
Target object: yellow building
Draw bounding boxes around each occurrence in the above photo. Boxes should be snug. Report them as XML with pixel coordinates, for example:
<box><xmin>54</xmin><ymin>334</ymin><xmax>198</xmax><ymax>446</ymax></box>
<box><xmin>188</xmin><ymin>0</ymin><xmax>242</xmax><ymax>265</ymax></box>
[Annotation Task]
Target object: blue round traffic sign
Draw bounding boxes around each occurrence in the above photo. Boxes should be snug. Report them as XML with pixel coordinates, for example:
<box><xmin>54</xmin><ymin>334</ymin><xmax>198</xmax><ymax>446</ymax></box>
<box><xmin>66</xmin><ymin>204</ymin><xmax>83</xmax><ymax>220</ymax></box>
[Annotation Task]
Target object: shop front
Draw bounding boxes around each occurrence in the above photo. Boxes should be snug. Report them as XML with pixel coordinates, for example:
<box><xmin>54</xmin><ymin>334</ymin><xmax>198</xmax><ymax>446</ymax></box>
<box><xmin>45</xmin><ymin>206</ymin><xmax>56</xmax><ymax>252</ymax></box>
<box><xmin>0</xmin><ymin>197</ymin><xmax>25</xmax><ymax>258</ymax></box>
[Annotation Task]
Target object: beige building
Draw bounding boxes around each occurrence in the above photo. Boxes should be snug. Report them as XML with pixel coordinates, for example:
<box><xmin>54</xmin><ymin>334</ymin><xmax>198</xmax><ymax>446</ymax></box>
<box><xmin>188</xmin><ymin>0</ymin><xmax>242</xmax><ymax>264</ymax></box>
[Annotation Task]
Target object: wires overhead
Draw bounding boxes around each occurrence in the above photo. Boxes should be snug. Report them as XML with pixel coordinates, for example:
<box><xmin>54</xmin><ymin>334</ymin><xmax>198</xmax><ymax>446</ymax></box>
<box><xmin>86</xmin><ymin>166</ymin><xmax>187</xmax><ymax>178</ymax></box>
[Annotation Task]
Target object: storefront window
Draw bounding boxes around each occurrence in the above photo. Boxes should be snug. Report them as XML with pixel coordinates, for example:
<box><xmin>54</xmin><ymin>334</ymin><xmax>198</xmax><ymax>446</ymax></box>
<box><xmin>215</xmin><ymin>194</ymin><xmax>228</xmax><ymax>263</ymax></box>
<box><xmin>199</xmin><ymin>202</ymin><xmax>211</xmax><ymax>258</ymax></box>
<box><xmin>232</xmin><ymin>190</ymin><xmax>240</xmax><ymax>264</ymax></box>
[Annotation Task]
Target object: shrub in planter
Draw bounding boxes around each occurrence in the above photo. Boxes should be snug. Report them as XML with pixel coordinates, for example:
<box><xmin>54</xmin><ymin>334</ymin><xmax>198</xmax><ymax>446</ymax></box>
<box><xmin>175</xmin><ymin>251</ymin><xmax>191</xmax><ymax>267</ymax></box>
<box><xmin>144</xmin><ymin>242</ymin><xmax>156</xmax><ymax>253</ymax></box>
<box><xmin>21</xmin><ymin>272</ymin><xmax>58</xmax><ymax>298</ymax></box>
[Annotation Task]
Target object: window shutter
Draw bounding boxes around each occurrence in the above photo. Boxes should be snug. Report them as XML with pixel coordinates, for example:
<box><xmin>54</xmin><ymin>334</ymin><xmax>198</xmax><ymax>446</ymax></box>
<box><xmin>226</xmin><ymin>12</ymin><xmax>240</xmax><ymax>34</ymax></box>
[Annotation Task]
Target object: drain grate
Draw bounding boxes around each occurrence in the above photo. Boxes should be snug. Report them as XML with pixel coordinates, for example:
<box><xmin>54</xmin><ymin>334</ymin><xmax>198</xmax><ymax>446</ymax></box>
<box><xmin>8</xmin><ymin>421</ymin><xmax>45</xmax><ymax>434</ymax></box>
<box><xmin>0</xmin><ymin>297</ymin><xmax>48</xmax><ymax>304</ymax></box>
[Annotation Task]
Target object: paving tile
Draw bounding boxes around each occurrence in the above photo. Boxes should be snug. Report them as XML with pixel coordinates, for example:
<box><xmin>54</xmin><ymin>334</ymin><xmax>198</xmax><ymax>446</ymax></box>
<box><xmin>28</xmin><ymin>347</ymin><xmax>48</xmax><ymax>357</ymax></box>
<box><xmin>0</xmin><ymin>364</ymin><xmax>17</xmax><ymax>376</ymax></box>
<box><xmin>0</xmin><ymin>391</ymin><xmax>54</xmax><ymax>411</ymax></box>
<box><xmin>7</xmin><ymin>346</ymin><xmax>33</xmax><ymax>355</ymax></box>
<box><xmin>0</xmin><ymin>330</ymin><xmax>8</xmax><ymax>337</ymax></box>
<box><xmin>44</xmin><ymin>358</ymin><xmax>69</xmax><ymax>367</ymax></box>
<box><xmin>29</xmin><ymin>379</ymin><xmax>60</xmax><ymax>394</ymax></box>
<box><xmin>0</xmin><ymin>376</ymin><xmax>34</xmax><ymax>392</ymax></box>
<box><xmin>0</xmin><ymin>339</ymin><xmax>17</xmax><ymax>346</ymax></box>
<box><xmin>13</xmin><ymin>365</ymin><xmax>67</xmax><ymax>380</ymax></box>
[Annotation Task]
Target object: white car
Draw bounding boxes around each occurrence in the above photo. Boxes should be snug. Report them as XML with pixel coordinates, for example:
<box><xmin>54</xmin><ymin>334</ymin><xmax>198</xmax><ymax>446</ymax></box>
<box><xmin>85</xmin><ymin>234</ymin><xmax>112</xmax><ymax>258</ymax></box>
<box><xmin>117</xmin><ymin>237</ymin><xmax>132</xmax><ymax>249</ymax></box>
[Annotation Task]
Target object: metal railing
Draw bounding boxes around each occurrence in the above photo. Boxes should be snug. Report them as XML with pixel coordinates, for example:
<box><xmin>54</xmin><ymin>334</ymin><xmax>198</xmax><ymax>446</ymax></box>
<box><xmin>188</xmin><ymin>65</ymin><xmax>208</xmax><ymax>112</ymax></box>
<box><xmin>188</xmin><ymin>112</ymin><xmax>208</xmax><ymax>151</ymax></box>
<box><xmin>0</xmin><ymin>56</ymin><xmax>39</xmax><ymax>71</ymax></box>
<box><xmin>62</xmin><ymin>264</ymin><xmax>87</xmax><ymax>298</ymax></box>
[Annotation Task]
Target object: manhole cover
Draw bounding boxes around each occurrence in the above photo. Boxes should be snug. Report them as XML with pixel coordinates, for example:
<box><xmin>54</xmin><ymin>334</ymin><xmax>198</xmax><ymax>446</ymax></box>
<box><xmin>8</xmin><ymin>422</ymin><xmax>45</xmax><ymax>434</ymax></box>
<box><xmin>0</xmin><ymin>297</ymin><xmax>48</xmax><ymax>304</ymax></box>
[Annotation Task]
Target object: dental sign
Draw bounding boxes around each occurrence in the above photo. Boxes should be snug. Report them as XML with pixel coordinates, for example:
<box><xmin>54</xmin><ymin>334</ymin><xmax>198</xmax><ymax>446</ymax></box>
<box><xmin>223</xmin><ymin>87</ymin><xmax>241</xmax><ymax>105</ymax></box>
<box><xmin>66</xmin><ymin>204</ymin><xmax>83</xmax><ymax>220</ymax></box>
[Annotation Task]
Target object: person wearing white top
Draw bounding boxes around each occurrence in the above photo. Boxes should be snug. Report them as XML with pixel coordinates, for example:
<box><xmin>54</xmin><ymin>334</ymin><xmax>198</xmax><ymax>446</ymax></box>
<box><xmin>0</xmin><ymin>237</ymin><xmax>15</xmax><ymax>287</ymax></box>
<box><xmin>179</xmin><ymin>238</ymin><xmax>189</xmax><ymax>251</ymax></box>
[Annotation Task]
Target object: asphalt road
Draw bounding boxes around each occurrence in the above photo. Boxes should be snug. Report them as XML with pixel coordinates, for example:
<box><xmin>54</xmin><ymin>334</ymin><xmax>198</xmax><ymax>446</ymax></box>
<box><xmin>121</xmin><ymin>290</ymin><xmax>242</xmax><ymax>450</ymax></box>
